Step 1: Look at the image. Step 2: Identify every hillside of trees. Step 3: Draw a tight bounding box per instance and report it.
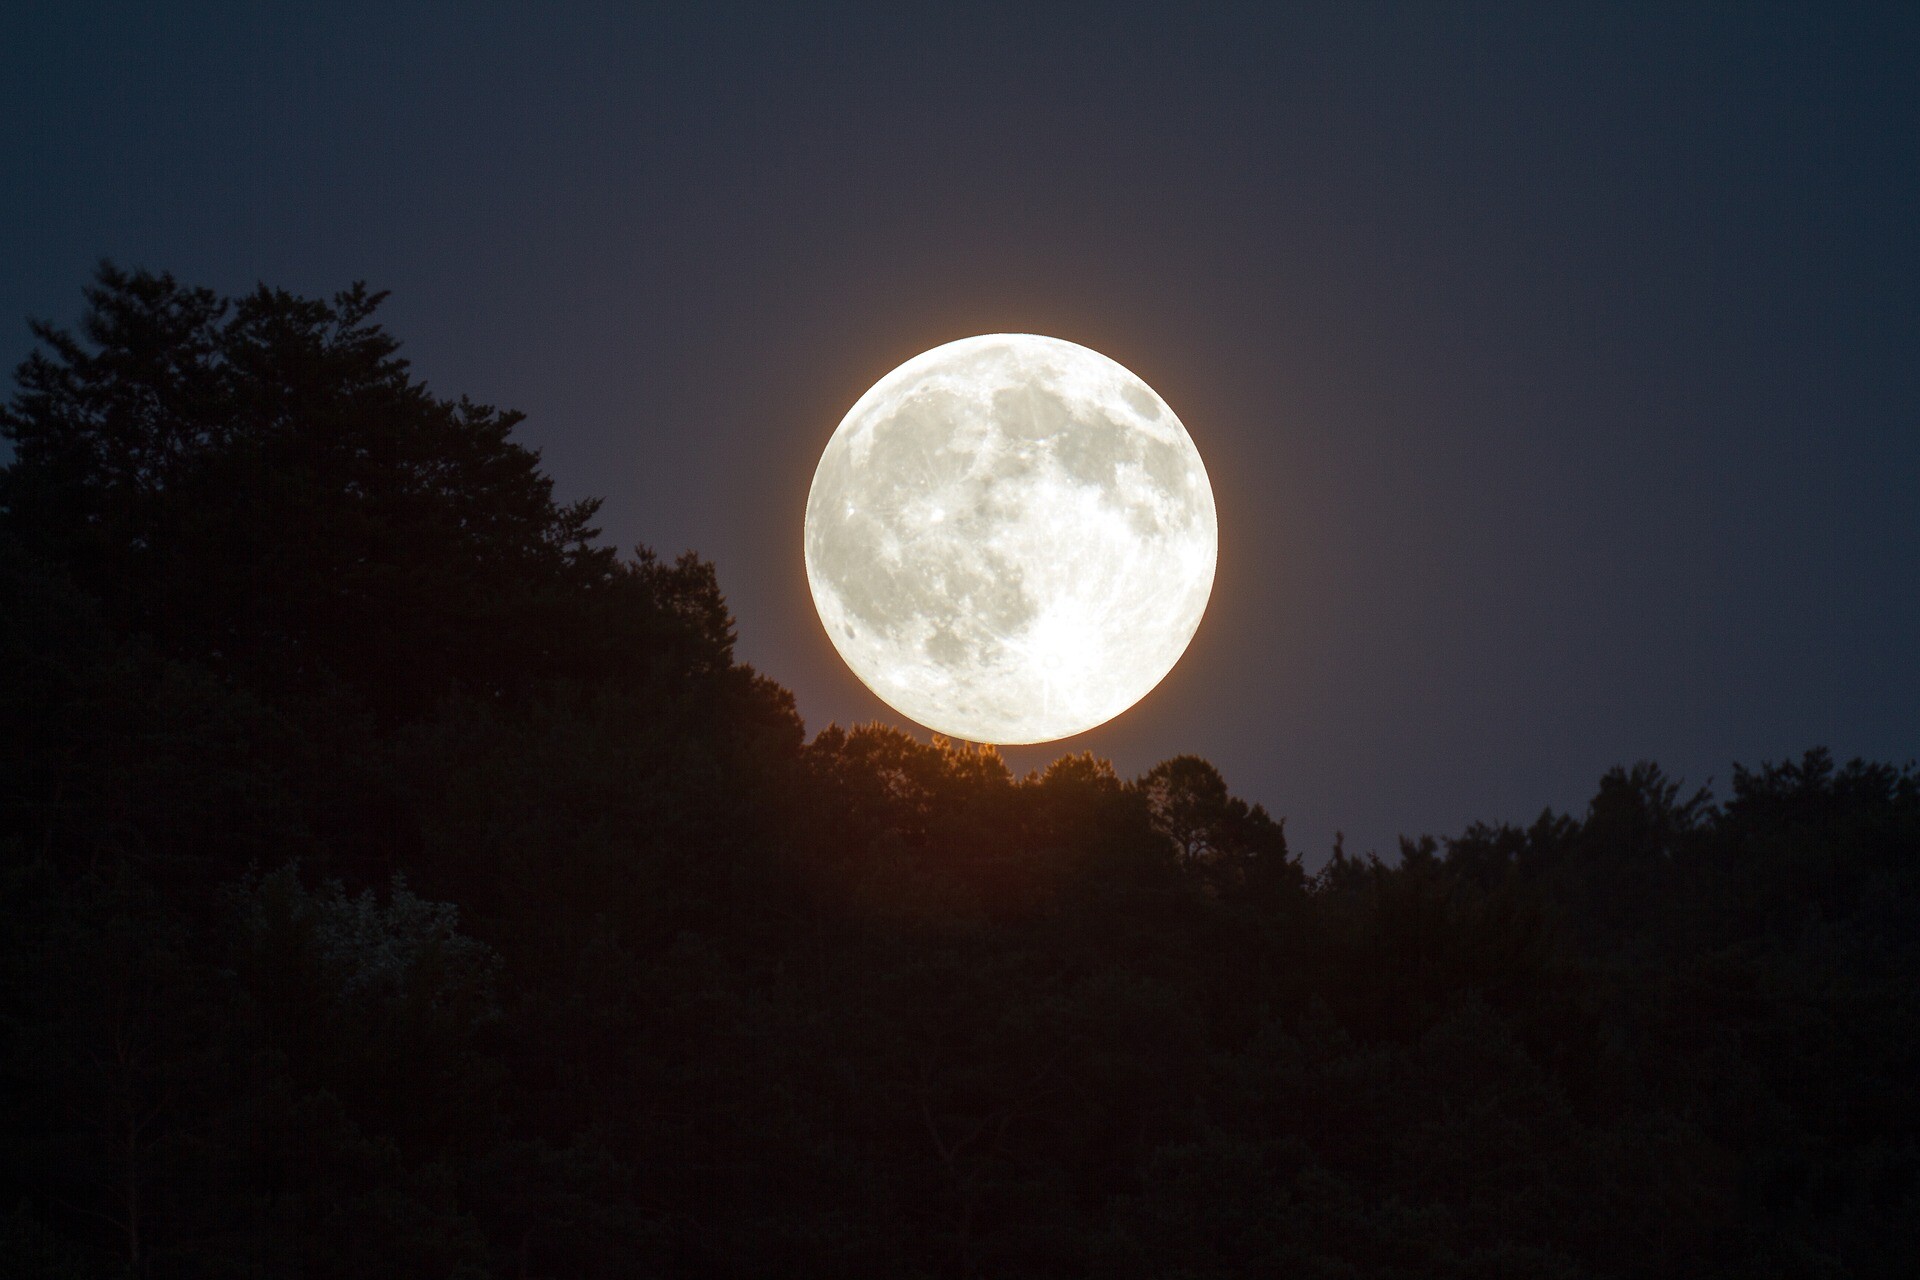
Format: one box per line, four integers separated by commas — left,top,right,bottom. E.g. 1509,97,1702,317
3,267,1915,1278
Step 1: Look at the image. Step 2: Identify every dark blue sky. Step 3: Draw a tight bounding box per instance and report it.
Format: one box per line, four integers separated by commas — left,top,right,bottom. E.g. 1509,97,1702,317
6,3,1917,862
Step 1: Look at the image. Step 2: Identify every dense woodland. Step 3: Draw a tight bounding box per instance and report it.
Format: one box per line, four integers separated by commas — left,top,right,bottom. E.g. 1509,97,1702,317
2,267,1915,1278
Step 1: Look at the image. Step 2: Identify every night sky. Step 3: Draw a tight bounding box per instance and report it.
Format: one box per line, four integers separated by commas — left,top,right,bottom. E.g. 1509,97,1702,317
6,4,1916,864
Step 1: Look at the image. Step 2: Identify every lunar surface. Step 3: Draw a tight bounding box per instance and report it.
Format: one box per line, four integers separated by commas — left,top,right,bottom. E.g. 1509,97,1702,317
804,334,1217,745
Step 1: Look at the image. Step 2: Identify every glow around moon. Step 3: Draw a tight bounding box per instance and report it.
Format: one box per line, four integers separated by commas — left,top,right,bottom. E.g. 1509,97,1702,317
804,334,1217,745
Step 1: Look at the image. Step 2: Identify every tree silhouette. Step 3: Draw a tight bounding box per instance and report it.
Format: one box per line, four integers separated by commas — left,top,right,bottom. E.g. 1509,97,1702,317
1138,754,1295,898
0,263,745,723
4,267,1917,1278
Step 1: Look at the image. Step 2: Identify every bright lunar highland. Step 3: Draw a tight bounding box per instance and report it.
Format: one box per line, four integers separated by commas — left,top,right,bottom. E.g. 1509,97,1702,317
804,334,1217,744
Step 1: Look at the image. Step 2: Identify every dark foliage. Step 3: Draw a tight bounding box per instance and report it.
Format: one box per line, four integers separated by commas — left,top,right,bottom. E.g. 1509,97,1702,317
3,267,1914,1277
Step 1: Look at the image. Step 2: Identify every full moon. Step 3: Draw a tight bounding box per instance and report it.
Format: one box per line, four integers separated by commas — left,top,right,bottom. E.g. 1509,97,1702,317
804,334,1217,745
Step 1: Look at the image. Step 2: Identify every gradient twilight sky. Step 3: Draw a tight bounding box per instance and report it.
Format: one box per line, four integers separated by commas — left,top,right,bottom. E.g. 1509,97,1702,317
6,4,1917,864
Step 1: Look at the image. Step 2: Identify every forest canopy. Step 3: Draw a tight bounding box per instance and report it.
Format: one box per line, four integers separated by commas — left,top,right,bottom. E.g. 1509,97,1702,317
3,266,1916,1278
